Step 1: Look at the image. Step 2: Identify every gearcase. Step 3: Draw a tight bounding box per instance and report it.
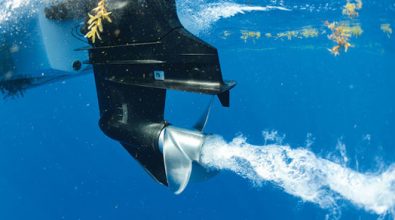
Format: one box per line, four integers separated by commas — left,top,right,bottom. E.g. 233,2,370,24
46,0,236,193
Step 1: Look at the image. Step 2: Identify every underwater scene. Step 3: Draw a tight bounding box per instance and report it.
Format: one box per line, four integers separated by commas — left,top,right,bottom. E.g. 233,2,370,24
1,0,395,219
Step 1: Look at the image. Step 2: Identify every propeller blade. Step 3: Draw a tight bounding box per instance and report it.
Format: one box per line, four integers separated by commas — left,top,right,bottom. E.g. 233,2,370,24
193,96,214,132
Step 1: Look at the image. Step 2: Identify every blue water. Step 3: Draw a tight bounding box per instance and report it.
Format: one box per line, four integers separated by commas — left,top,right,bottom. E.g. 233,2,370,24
1,0,395,219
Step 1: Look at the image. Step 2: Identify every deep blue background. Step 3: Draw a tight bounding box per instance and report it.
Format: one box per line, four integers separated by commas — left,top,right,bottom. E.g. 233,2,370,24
1,0,394,219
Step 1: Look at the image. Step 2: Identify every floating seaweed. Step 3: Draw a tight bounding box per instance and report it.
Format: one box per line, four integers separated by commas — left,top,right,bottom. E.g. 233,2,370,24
342,0,363,18
276,31,298,40
325,21,363,56
234,20,364,57
85,0,112,43
221,30,232,39
237,26,321,43
265,33,272,38
300,27,319,38
274,27,319,40
348,25,363,37
240,30,261,42
381,23,392,38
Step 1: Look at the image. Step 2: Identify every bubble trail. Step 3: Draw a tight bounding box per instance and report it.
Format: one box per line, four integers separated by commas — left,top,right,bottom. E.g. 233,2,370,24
177,1,290,34
0,0,35,24
200,135,395,218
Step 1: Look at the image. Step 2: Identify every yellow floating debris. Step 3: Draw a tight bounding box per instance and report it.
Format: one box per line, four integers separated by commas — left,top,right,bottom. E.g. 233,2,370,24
325,21,362,56
381,23,392,38
276,31,298,40
221,31,232,39
85,0,112,43
240,30,261,42
348,25,363,37
342,0,363,18
329,45,341,56
300,27,319,38
274,27,319,40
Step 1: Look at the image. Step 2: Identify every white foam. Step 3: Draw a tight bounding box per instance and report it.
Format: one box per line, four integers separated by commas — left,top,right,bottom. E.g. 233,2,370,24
0,0,32,23
3,0,28,9
1,0,289,32
177,1,290,34
201,135,395,218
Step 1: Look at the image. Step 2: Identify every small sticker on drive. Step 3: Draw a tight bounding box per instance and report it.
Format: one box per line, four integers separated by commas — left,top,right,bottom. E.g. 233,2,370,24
154,71,165,81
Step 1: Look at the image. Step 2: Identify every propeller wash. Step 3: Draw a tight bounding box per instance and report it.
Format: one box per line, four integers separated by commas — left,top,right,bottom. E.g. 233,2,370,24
200,135,395,219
